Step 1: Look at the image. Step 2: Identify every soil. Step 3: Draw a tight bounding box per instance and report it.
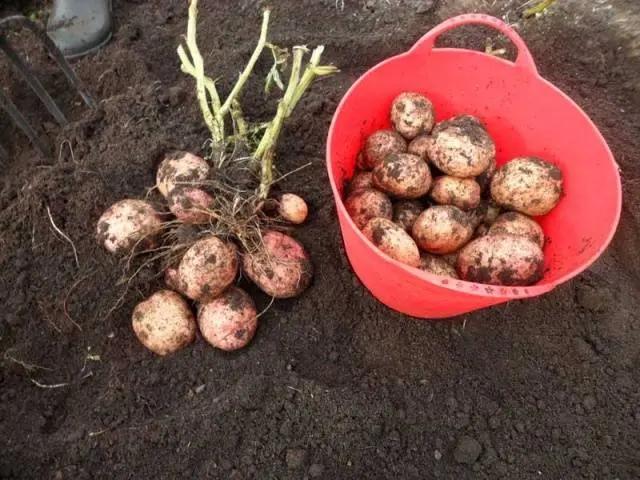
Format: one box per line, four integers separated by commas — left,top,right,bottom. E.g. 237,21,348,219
1,0,640,479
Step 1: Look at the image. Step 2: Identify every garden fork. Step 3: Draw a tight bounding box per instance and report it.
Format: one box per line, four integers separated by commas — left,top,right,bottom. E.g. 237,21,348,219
0,15,97,161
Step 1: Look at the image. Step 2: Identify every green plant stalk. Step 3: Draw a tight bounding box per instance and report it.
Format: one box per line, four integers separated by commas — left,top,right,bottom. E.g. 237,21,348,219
230,99,248,137
524,0,556,17
288,46,339,116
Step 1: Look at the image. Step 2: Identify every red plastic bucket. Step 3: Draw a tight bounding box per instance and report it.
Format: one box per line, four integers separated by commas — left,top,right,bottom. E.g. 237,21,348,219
326,14,622,319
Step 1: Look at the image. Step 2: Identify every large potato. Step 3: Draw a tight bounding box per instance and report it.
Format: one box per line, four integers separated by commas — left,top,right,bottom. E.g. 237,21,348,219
168,187,215,224
390,92,435,140
457,234,545,286
488,212,545,248
392,200,424,232
490,156,563,216
132,290,197,356
347,171,374,195
156,151,210,198
426,115,496,178
363,130,407,169
417,253,459,279
372,153,431,199
345,188,393,230
429,176,481,210
363,217,420,267
177,236,238,302
198,287,258,351
243,230,312,299
96,199,163,255
411,205,474,254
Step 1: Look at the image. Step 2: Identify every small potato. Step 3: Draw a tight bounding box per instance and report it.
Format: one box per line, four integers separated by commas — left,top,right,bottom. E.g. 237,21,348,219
168,187,215,224
278,193,308,225
198,287,258,351
417,253,459,279
426,115,496,178
411,205,473,254
363,130,407,169
132,290,197,356
490,156,563,216
177,236,238,302
488,212,545,248
457,234,545,286
348,171,374,195
408,134,431,162
345,188,393,230
390,92,436,140
96,199,163,255
476,155,497,192
363,217,420,267
156,151,210,198
243,230,312,299
430,176,481,210
372,153,431,199
393,200,423,232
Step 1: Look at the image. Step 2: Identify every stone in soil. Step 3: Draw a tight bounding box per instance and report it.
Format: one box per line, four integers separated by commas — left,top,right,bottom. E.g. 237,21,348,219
454,436,483,465
285,449,308,470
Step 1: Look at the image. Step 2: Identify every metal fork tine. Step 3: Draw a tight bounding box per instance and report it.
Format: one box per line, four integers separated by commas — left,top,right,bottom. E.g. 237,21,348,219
0,87,51,158
0,35,68,125
0,15,98,110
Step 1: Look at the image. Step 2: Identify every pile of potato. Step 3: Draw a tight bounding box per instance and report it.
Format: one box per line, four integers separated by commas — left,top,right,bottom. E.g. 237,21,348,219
345,92,563,287
96,152,312,356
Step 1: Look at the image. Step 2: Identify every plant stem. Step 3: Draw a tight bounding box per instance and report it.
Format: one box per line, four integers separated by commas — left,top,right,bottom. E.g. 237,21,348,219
288,46,338,115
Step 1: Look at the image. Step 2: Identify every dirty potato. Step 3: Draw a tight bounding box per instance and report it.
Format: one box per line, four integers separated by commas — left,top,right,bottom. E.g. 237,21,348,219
96,199,163,255
156,151,210,198
408,134,431,162
390,92,436,140
372,153,431,199
278,193,308,225
168,186,215,224
363,217,420,267
417,253,459,279
429,176,481,210
392,200,424,232
363,130,407,169
490,156,563,216
347,171,374,195
426,115,496,178
345,188,393,230
457,234,545,286
488,212,545,248
411,205,474,254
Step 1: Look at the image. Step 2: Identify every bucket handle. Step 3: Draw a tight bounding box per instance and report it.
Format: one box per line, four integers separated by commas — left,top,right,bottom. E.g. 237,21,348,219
410,13,539,75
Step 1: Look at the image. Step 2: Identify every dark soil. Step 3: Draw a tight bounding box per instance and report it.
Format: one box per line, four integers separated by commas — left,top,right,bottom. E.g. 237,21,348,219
1,0,640,479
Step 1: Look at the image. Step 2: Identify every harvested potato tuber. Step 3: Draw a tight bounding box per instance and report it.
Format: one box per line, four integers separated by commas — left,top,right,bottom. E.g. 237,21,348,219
156,151,210,198
393,200,424,232
426,115,496,178
411,205,474,254
490,156,563,216
198,286,258,351
243,230,313,299
347,171,374,195
345,188,393,230
488,212,545,248
457,234,544,286
363,130,407,169
168,186,215,224
96,199,163,255
278,193,308,225
363,217,420,267
390,92,435,140
417,253,459,279
372,153,431,199
408,134,431,162
429,176,481,210
177,236,238,302
132,290,197,356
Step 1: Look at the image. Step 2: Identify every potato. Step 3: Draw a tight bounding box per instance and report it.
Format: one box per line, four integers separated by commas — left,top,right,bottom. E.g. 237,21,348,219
243,230,313,299
156,151,210,198
345,188,393,230
363,217,420,267
347,171,374,195
168,187,215,224
278,193,308,225
393,200,423,232
417,253,459,279
426,115,496,178
429,176,481,210
363,130,407,169
96,199,163,255
490,156,563,216
457,234,545,286
408,134,431,162
488,212,545,248
198,287,258,351
390,92,436,139
372,153,431,199
476,155,497,192
411,205,474,254
132,290,197,356
177,236,238,302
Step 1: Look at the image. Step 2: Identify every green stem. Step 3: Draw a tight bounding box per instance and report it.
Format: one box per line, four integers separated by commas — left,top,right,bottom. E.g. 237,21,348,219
288,46,338,115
